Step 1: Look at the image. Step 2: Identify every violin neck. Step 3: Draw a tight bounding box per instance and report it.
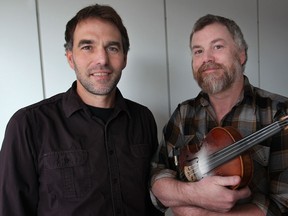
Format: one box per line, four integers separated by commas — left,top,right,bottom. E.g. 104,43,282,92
207,116,288,173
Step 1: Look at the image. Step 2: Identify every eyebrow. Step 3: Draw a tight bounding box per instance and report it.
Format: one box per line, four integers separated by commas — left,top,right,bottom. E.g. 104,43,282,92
77,39,93,48
106,41,122,48
191,38,226,50
77,40,122,48
211,38,226,45
191,44,201,50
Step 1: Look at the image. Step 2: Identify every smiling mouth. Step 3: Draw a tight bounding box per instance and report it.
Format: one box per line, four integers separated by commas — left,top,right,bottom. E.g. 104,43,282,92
203,68,218,73
199,62,222,73
91,72,110,76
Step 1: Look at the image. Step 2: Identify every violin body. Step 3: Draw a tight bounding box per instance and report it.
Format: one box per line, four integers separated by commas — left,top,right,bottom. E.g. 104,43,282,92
178,126,253,189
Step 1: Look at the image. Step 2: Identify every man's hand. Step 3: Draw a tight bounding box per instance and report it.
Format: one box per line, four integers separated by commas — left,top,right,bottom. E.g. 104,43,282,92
187,175,251,212
152,175,251,212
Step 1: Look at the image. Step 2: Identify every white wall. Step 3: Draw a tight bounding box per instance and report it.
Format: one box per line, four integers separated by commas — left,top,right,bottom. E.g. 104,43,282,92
1,0,288,215
3,0,288,144
0,0,43,144
259,1,288,96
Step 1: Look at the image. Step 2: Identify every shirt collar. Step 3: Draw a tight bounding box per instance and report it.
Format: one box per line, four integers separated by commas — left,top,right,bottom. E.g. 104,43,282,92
62,81,131,118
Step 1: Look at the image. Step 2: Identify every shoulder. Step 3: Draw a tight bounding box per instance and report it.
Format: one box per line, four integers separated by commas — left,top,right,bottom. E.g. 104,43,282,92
253,86,288,102
253,86,288,110
123,99,158,129
172,95,202,118
10,93,65,123
115,88,154,118
124,98,154,115
252,87,288,119
2,93,66,146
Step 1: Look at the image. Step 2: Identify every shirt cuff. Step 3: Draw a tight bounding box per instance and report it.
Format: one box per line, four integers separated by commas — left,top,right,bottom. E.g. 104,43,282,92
150,169,177,212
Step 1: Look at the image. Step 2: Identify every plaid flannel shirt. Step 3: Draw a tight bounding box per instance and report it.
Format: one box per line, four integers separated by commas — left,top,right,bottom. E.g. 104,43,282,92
151,76,288,215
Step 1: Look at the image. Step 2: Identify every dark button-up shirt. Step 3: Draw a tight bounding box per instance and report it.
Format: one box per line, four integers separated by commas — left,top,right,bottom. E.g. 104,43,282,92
0,82,163,216
151,76,288,215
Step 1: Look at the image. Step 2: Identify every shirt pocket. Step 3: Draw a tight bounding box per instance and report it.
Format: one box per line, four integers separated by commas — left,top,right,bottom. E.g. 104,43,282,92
130,144,152,158
43,150,91,199
129,144,152,180
251,145,270,166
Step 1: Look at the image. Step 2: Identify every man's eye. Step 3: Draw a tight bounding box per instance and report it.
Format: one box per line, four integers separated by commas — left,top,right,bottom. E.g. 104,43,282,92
107,46,119,53
214,45,224,50
193,49,203,55
81,46,92,50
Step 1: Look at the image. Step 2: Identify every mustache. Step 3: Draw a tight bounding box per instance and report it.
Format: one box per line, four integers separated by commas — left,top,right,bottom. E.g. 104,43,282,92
88,65,111,73
198,61,223,73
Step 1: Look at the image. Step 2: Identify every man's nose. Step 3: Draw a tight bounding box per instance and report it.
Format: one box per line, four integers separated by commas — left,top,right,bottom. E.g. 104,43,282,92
202,49,215,63
94,48,109,65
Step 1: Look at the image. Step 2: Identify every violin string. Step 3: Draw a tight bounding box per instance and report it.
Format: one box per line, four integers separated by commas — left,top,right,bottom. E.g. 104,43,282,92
212,122,278,156
213,118,288,162
180,119,288,180
206,122,280,171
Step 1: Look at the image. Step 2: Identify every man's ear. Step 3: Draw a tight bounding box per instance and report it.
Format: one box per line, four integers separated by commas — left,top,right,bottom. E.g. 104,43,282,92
66,50,74,69
240,49,247,65
122,54,127,70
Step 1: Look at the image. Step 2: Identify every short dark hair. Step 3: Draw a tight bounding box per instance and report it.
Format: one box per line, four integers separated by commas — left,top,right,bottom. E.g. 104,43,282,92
190,14,248,66
64,4,130,55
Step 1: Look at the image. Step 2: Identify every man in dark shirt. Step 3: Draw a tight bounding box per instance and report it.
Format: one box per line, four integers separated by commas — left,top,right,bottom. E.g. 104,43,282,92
0,4,163,216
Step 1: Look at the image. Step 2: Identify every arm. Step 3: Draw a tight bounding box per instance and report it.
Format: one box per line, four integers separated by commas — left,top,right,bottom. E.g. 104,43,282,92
171,203,265,216
150,104,277,215
0,113,39,216
150,107,251,213
151,175,253,213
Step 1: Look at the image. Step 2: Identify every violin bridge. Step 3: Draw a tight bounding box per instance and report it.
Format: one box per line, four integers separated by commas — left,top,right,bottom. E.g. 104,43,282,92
184,165,198,182
182,156,208,182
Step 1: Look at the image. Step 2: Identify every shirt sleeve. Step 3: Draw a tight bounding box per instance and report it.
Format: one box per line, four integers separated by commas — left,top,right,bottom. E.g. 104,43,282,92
266,126,288,214
150,140,177,212
150,104,191,183
150,107,182,211
0,111,39,216
150,101,288,215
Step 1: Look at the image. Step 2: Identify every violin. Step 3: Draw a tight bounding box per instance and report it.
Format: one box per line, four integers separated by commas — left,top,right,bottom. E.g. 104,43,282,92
178,116,288,189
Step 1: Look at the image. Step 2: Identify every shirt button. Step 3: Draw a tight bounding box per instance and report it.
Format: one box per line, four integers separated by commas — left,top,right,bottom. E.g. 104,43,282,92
116,208,121,214
113,178,118,184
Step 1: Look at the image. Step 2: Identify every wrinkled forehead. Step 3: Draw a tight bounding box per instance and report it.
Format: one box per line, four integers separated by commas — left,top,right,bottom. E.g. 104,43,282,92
191,23,234,47
74,18,122,41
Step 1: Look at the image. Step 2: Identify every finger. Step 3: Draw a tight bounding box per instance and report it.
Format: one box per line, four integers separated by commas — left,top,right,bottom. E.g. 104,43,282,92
236,186,251,198
213,175,241,187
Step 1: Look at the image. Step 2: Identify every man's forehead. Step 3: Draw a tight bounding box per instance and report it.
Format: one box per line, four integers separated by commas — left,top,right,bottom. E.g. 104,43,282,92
191,23,233,45
73,18,122,41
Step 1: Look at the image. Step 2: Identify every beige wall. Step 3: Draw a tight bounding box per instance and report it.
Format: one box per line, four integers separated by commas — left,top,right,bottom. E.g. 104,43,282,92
1,0,287,153
1,1,288,215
